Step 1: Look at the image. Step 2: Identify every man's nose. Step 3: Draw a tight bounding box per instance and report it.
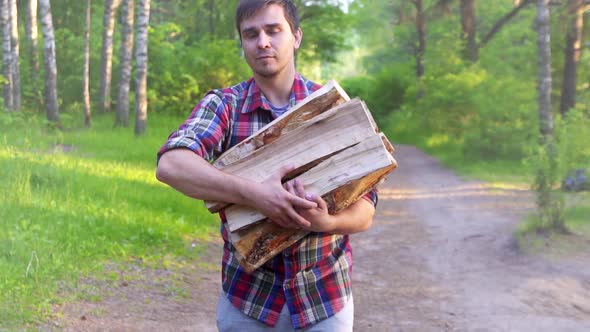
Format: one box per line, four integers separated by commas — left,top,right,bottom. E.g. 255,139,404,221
257,32,271,48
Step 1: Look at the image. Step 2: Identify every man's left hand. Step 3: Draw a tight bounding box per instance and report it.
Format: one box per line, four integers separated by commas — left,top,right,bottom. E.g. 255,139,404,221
284,179,335,233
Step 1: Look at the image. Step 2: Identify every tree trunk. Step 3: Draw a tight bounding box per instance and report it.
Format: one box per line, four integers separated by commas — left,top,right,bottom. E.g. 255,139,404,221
460,0,478,62
9,0,20,111
536,0,552,140
26,0,39,103
208,0,215,37
413,0,426,78
559,0,583,115
39,0,59,122
1,0,13,111
116,0,134,127
134,0,150,135
83,0,91,127
99,0,121,113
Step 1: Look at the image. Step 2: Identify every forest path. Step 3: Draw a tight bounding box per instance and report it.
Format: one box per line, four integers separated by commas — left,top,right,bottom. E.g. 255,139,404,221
47,145,590,331
354,145,590,331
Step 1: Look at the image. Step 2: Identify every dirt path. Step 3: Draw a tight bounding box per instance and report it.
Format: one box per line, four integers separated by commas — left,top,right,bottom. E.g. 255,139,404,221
48,145,590,331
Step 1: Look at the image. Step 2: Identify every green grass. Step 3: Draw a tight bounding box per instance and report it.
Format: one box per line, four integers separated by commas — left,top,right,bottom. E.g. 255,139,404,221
0,112,218,328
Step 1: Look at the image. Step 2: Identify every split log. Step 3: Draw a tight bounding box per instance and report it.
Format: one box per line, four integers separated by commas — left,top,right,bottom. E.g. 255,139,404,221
229,133,397,272
225,133,397,232
205,80,351,213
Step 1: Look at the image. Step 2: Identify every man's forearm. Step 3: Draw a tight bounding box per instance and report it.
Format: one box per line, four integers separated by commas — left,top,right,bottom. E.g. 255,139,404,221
156,148,318,228
156,148,256,206
328,198,375,235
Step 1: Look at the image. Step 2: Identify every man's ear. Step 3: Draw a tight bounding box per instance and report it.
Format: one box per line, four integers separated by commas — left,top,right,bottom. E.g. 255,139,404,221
293,27,302,50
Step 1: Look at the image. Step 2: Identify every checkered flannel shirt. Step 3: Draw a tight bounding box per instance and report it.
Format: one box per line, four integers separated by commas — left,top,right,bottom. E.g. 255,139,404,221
157,74,378,329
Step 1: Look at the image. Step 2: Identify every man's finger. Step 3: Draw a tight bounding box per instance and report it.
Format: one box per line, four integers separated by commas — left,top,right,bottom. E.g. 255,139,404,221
285,181,297,196
289,194,317,209
307,193,327,211
294,179,306,198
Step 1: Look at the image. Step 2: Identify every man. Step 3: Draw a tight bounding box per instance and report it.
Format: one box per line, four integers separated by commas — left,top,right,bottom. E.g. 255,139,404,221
156,1,377,330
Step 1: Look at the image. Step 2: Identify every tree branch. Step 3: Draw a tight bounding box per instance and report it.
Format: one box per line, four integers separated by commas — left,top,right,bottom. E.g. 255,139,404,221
479,0,534,49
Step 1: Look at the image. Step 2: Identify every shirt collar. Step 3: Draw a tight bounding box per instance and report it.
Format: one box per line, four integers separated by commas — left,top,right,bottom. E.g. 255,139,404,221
241,73,307,114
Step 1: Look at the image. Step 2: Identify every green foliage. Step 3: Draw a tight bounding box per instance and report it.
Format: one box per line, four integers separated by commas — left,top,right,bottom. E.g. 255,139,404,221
555,108,590,172
148,23,250,115
462,76,537,161
0,113,218,327
298,4,351,64
341,63,413,121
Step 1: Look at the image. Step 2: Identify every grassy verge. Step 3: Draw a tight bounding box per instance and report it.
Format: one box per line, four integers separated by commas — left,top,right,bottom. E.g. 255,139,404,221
0,112,218,328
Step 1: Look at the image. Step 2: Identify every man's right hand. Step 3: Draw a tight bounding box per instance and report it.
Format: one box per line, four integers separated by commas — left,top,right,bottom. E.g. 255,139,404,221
250,165,317,229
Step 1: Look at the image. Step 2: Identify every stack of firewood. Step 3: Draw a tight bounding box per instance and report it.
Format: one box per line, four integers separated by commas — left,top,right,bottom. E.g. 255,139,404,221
204,80,397,272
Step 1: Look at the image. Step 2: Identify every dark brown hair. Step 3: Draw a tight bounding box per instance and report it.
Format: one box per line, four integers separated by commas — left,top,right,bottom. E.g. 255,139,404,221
235,0,300,38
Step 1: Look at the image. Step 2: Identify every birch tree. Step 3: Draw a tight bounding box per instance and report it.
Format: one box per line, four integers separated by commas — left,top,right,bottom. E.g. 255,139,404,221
83,0,91,127
39,0,59,122
99,0,121,113
135,0,150,135
537,0,553,139
1,0,13,111
9,0,20,111
116,0,134,127
26,0,40,103
534,0,566,232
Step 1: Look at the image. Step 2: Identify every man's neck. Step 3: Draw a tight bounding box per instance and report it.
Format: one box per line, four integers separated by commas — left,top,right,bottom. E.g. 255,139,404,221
253,67,296,107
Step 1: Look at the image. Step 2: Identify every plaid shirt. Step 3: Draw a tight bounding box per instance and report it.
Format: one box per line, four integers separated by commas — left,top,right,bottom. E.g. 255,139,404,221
158,74,377,329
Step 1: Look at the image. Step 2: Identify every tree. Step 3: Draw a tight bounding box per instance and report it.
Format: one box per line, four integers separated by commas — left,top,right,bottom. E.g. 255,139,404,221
25,0,40,105
537,0,553,140
534,0,566,232
135,0,150,135
9,0,20,111
411,0,426,78
1,0,13,111
39,0,59,122
116,0,134,127
460,0,478,62
559,0,585,115
83,0,91,127
99,0,121,113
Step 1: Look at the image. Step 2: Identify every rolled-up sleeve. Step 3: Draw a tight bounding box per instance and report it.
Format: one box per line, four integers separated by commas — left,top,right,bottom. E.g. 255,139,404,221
157,92,230,163
362,188,378,208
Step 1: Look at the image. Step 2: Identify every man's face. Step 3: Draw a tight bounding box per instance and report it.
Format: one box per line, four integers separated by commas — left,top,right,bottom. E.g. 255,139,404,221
239,4,302,78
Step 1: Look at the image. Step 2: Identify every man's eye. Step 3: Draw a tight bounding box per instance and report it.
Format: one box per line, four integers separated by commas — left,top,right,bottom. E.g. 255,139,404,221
244,32,258,39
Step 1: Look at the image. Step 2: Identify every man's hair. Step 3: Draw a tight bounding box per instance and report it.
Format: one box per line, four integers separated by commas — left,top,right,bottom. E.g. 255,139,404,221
235,0,300,38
